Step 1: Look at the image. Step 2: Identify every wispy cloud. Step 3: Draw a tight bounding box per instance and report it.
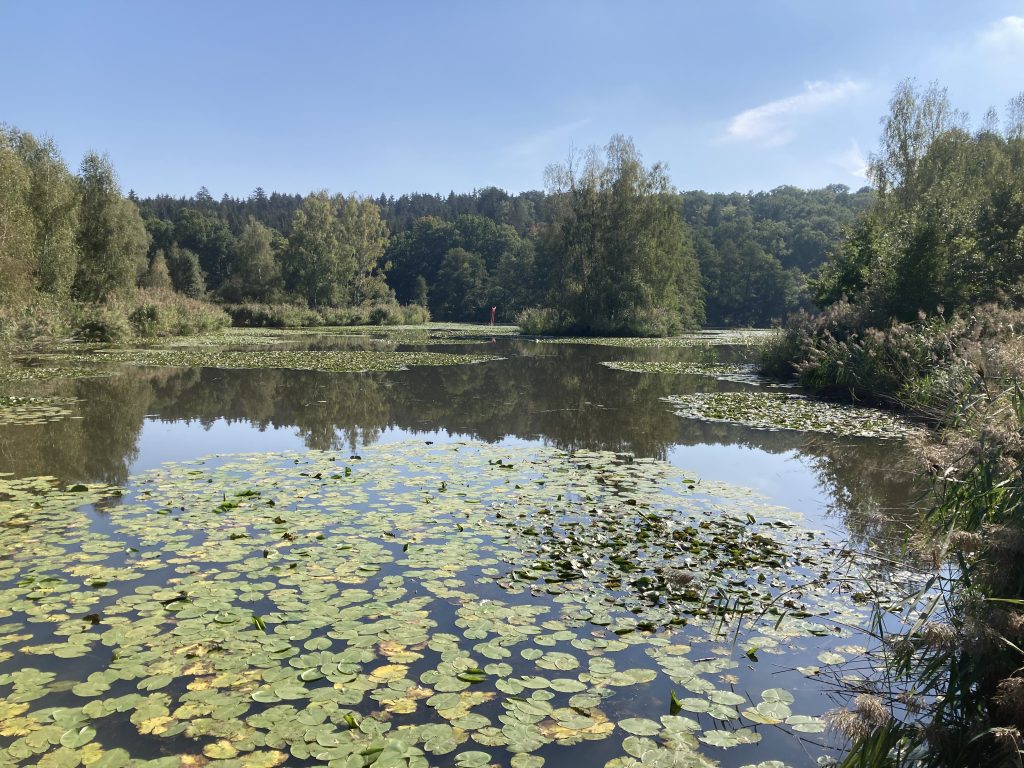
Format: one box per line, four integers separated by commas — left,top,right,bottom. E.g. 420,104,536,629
832,139,870,182
979,15,1024,49
724,79,865,146
508,118,591,158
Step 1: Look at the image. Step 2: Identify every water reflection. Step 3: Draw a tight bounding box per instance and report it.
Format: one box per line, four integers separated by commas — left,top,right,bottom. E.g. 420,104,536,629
0,338,920,538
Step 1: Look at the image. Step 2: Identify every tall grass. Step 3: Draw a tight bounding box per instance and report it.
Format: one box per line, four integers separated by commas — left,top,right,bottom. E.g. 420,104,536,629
789,312,1024,765
1,289,232,346
224,301,430,328
761,303,1023,423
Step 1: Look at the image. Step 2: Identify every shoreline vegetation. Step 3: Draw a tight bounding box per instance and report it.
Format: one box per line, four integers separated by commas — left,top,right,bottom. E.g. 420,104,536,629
3,121,875,350
760,82,1024,765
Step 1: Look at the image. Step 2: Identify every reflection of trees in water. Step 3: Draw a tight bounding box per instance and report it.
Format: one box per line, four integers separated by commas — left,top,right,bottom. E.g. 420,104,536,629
805,435,927,553
0,370,171,484
0,338,921,534
150,368,392,452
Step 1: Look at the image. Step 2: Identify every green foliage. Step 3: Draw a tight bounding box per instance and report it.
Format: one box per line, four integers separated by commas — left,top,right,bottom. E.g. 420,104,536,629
125,289,231,338
73,153,149,302
69,291,230,342
814,80,1024,322
536,135,703,336
386,213,536,321
224,300,429,328
283,192,392,309
4,128,80,297
338,194,391,306
139,250,173,291
515,306,562,335
218,217,283,302
0,135,37,304
165,244,206,298
172,206,236,289
436,247,488,320
683,184,871,326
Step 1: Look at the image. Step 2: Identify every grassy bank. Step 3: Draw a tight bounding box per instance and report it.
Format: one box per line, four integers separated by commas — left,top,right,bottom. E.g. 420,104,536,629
0,295,432,350
224,300,429,329
763,305,1024,765
0,289,231,347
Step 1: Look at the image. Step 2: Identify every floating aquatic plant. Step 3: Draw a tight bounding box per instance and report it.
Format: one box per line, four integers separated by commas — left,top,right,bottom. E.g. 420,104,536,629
664,392,924,439
82,348,502,373
538,330,776,348
0,395,78,426
0,441,865,766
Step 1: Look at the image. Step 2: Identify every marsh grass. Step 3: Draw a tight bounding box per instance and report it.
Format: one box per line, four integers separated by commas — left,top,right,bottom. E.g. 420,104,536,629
821,329,1024,766
224,301,430,328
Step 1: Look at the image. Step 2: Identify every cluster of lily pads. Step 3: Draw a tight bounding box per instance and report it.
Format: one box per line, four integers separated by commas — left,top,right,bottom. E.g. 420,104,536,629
537,331,775,349
146,325,512,349
600,362,750,377
0,440,875,767
0,395,78,426
663,392,924,440
77,349,502,374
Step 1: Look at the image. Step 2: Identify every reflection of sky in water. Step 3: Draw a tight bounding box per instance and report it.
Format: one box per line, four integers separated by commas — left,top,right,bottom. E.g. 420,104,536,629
667,444,836,531
133,420,841,534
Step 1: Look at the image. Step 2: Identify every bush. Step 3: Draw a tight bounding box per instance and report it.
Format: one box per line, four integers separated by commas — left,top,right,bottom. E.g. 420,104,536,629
223,303,320,328
0,297,70,347
126,290,231,338
400,303,430,325
71,302,134,343
516,307,565,335
224,301,430,328
762,301,1024,422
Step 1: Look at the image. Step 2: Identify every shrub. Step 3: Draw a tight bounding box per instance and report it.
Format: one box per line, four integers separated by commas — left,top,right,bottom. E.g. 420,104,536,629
516,307,565,335
760,302,1024,421
0,297,70,347
223,303,319,328
400,303,430,325
224,301,430,328
127,290,231,338
71,302,134,343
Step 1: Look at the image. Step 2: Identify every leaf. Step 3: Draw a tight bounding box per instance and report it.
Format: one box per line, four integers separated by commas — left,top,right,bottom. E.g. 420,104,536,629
59,726,96,748
618,718,661,736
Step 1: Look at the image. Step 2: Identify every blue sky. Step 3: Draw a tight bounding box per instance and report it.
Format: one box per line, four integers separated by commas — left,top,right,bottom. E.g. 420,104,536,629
2,1,1022,198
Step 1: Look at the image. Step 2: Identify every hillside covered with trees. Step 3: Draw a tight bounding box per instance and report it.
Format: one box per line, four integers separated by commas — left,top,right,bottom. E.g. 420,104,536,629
3,123,872,343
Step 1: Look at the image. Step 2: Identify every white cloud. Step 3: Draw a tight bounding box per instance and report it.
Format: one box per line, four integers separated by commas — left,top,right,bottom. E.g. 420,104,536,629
724,79,865,146
508,118,591,159
832,139,870,182
980,15,1024,49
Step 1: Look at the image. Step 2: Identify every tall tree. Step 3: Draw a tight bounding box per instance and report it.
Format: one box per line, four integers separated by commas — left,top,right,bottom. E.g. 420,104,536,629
0,138,36,305
3,128,80,297
140,250,173,291
74,152,149,302
337,196,390,305
284,191,350,308
540,135,703,335
221,217,282,302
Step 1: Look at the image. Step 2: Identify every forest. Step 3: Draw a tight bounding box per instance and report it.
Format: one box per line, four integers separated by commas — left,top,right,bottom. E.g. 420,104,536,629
1,124,871,342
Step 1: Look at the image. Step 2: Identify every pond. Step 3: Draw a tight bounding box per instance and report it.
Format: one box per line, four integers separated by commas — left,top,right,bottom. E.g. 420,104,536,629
0,327,923,768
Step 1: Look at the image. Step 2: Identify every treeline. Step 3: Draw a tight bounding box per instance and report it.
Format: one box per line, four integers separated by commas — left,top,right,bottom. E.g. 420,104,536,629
0,125,230,342
135,161,869,330
3,121,872,342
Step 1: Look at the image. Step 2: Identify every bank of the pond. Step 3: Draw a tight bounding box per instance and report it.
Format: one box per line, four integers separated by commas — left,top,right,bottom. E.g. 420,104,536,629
762,305,1024,766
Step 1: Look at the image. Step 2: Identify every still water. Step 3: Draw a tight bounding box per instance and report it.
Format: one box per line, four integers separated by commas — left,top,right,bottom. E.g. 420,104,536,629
0,332,921,768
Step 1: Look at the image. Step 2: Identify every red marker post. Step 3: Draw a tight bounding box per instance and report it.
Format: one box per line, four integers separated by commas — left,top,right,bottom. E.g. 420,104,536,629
490,306,496,326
